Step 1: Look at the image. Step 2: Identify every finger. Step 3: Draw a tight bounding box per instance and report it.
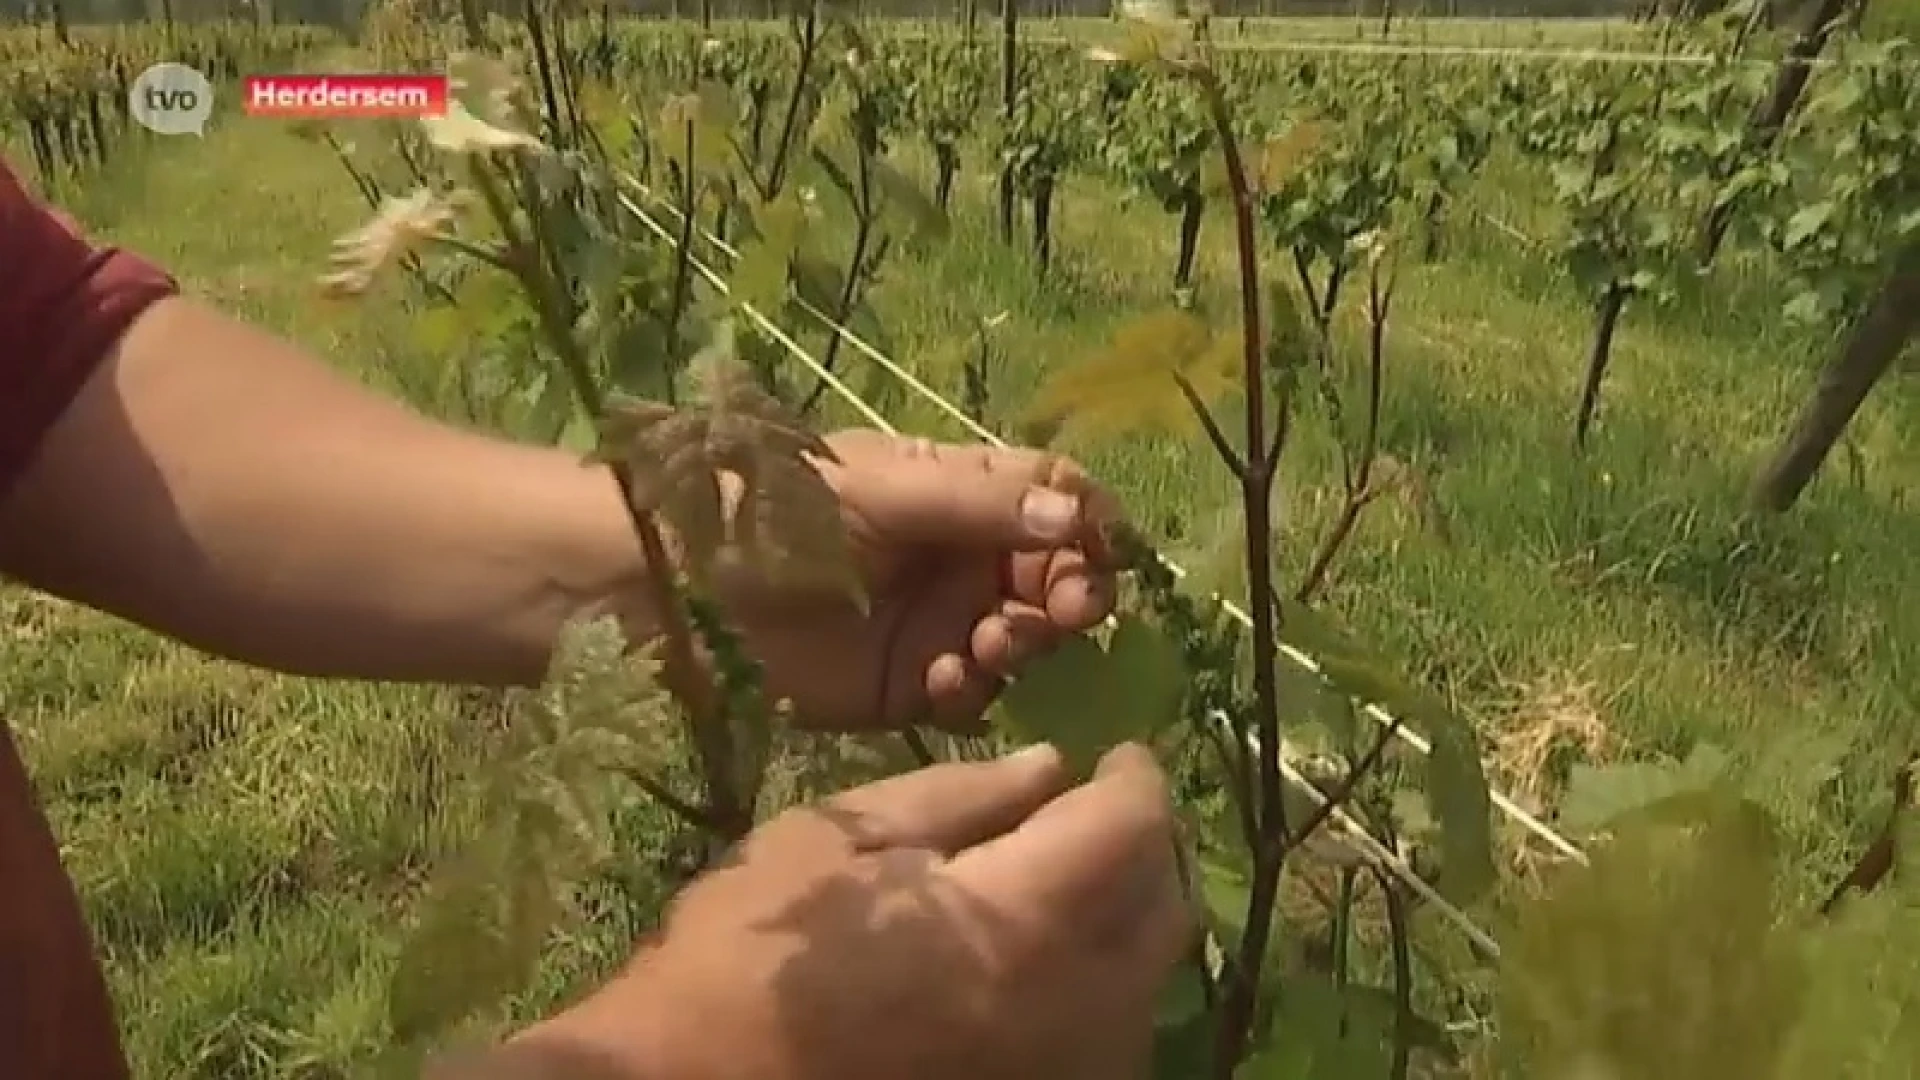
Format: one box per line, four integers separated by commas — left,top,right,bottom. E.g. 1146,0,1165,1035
925,651,1002,734
813,743,1071,855
949,744,1188,961
873,567,999,727
1044,562,1118,633
970,601,1054,678
1007,550,1118,633
1091,747,1195,974
849,441,1124,554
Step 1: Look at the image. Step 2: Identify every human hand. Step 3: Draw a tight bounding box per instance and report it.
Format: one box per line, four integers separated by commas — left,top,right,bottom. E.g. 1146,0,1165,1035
501,742,1192,1080
725,430,1125,733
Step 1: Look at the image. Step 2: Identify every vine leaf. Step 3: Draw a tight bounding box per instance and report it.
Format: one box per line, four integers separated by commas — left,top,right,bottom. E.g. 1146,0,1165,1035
1427,712,1496,907
1257,120,1326,196
792,252,850,318
1496,792,1803,1079
1558,743,1730,835
1782,854,1920,1076
1170,501,1248,601
1272,653,1358,761
729,193,809,315
998,614,1185,775
1272,595,1494,902
1272,591,1378,672
577,82,636,159
319,189,471,298
407,269,529,386
1023,308,1239,446
597,334,863,608
422,98,545,155
387,817,558,1047
1243,971,1451,1078
872,155,950,241
806,87,858,158
424,52,543,155
516,616,674,768
1263,278,1318,379
1194,849,1254,945
1155,961,1209,1028
1150,871,1217,1078
1150,1000,1216,1080
658,81,740,182
387,617,674,1050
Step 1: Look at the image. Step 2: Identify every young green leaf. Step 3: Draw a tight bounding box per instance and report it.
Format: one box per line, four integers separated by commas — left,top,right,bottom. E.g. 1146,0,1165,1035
1193,849,1252,944
1427,713,1496,907
599,397,725,564
871,156,950,241
422,98,546,155
386,816,557,1046
1263,278,1317,379
1155,960,1209,1028
319,189,470,298
1497,792,1802,1079
1257,120,1326,196
1023,308,1240,446
1781,883,1920,1078
1241,971,1399,1079
424,52,543,156
1557,743,1730,835
658,84,739,183
598,340,862,606
998,614,1185,775
1272,650,1357,760
728,194,808,314
1150,971,1217,1080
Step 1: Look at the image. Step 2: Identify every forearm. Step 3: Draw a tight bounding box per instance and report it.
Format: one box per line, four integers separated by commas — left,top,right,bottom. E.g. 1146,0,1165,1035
0,295,653,687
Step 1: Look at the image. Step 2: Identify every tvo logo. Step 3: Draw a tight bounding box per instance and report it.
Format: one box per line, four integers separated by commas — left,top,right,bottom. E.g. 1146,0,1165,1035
130,63,214,137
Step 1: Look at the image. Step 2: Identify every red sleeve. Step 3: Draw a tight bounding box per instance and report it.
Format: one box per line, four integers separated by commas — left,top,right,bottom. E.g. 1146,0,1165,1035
0,158,178,498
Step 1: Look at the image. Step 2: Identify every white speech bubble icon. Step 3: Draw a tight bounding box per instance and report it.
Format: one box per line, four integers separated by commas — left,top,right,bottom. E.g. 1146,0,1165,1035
130,63,214,137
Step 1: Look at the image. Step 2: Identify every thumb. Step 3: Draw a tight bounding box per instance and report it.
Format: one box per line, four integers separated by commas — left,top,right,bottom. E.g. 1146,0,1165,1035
846,440,1107,552
949,743,1189,965
811,742,1071,855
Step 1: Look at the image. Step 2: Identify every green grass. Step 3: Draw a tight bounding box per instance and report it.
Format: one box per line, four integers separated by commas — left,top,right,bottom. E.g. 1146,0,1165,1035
8,29,1920,1075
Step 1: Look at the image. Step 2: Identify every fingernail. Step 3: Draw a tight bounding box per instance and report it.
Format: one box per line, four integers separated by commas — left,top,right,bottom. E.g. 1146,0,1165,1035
1019,488,1079,541
1006,742,1060,768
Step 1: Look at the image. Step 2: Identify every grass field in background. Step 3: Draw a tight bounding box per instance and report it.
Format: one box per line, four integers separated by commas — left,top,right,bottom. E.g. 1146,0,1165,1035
5,18,1919,1076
